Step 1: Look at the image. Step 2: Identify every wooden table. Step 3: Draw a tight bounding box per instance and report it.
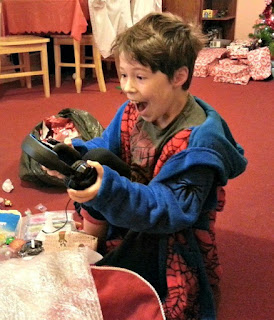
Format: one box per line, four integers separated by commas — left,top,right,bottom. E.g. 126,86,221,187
2,0,90,92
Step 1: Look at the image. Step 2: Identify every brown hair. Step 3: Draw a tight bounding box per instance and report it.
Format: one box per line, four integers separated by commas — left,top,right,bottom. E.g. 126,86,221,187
112,12,206,90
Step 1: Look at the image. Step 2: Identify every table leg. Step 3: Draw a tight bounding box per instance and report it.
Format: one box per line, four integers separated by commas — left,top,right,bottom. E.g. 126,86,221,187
22,53,31,89
41,44,50,98
73,39,82,93
53,39,61,88
17,54,26,87
80,45,85,79
92,44,106,93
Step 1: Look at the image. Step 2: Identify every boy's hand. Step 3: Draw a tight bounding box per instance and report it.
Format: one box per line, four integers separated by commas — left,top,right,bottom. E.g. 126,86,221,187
41,166,65,180
63,137,73,147
67,160,104,203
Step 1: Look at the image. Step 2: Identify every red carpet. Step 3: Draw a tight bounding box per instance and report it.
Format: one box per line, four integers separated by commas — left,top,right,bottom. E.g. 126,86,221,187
1,73,273,319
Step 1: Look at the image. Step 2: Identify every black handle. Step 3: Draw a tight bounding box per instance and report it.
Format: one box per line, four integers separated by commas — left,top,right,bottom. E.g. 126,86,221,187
65,160,98,190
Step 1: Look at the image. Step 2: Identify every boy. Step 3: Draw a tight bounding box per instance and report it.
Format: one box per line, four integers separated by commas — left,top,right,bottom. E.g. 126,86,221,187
57,12,247,319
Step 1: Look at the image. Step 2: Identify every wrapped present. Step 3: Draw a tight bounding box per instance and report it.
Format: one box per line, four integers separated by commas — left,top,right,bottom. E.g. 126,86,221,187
210,58,241,77
193,64,209,78
194,48,228,77
238,58,249,65
227,46,249,59
214,64,251,85
247,47,272,80
218,58,240,68
208,60,219,76
229,39,253,48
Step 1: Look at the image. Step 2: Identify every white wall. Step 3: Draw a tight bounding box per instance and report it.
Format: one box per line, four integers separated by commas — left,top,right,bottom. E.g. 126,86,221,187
235,0,266,40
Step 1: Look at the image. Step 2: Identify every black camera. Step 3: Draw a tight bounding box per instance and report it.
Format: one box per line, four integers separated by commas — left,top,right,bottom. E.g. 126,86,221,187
21,134,97,190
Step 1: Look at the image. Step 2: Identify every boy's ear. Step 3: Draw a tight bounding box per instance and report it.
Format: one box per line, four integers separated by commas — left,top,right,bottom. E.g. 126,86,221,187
172,67,189,87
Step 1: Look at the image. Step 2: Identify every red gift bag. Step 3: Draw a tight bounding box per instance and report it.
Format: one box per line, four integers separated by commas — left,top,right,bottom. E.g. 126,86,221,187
91,266,166,320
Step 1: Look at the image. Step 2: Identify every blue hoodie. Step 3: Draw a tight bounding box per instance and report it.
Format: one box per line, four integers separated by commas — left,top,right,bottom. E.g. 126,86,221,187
72,97,246,230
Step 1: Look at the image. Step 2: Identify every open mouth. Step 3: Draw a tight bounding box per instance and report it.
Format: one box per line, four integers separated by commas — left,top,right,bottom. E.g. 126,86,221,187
132,101,147,113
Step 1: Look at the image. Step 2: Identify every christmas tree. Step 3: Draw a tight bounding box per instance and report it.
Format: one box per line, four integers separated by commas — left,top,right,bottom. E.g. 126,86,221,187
249,0,274,56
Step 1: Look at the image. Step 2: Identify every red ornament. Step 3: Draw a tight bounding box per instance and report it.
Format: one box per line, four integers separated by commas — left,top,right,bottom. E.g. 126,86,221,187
266,15,274,29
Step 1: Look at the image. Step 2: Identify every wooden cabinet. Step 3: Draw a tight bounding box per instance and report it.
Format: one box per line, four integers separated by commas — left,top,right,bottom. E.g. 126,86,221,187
162,1,202,25
162,0,237,41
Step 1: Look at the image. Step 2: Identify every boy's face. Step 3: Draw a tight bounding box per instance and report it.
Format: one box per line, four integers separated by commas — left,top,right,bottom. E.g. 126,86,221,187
119,52,186,129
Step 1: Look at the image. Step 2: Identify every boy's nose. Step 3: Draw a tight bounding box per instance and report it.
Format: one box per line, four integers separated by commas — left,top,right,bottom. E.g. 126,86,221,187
122,78,137,93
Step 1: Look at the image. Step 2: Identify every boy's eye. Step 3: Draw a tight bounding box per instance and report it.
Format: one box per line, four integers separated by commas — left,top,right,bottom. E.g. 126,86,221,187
120,74,127,78
137,76,145,80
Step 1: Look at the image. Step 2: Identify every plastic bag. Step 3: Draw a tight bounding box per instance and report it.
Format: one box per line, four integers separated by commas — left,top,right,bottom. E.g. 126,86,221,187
19,108,104,187
0,250,104,320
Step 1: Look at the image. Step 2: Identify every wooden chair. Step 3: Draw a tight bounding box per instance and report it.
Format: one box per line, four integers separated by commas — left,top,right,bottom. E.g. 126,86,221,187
52,34,106,93
0,0,50,97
